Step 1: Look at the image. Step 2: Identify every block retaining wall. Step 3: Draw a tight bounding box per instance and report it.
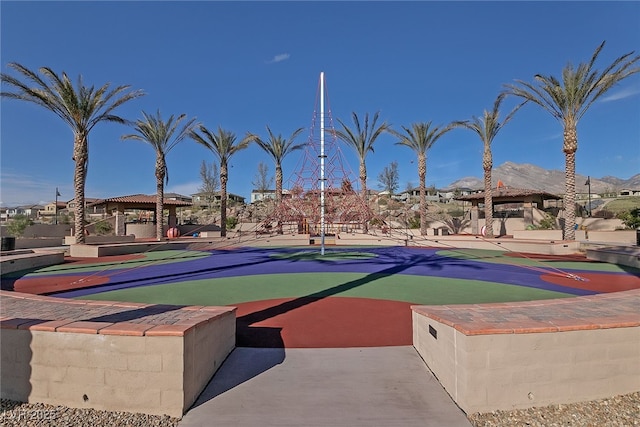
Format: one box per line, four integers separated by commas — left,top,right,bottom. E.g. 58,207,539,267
0,291,236,418
412,289,640,415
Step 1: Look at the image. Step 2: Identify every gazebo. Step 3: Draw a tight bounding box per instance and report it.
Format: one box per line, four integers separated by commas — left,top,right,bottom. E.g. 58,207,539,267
90,194,192,236
455,185,563,235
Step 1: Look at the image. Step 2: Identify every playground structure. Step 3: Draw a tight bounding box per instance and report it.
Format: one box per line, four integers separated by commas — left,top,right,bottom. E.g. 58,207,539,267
257,73,375,241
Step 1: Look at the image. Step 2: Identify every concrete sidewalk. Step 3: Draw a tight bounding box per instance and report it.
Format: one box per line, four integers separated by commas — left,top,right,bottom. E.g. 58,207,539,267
179,346,471,427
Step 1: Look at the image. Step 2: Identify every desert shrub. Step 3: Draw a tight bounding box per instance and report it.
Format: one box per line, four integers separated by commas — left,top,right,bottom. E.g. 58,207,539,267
617,208,640,229
94,221,113,235
369,217,386,228
406,214,421,229
535,213,556,230
442,216,469,234
226,216,238,229
6,214,32,237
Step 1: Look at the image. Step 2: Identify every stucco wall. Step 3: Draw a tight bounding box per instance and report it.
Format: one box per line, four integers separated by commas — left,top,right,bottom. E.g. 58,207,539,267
1,303,236,418
413,315,639,414
412,292,640,415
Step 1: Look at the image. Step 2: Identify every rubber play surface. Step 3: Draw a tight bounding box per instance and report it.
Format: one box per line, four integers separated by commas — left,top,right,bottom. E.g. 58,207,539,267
4,246,639,348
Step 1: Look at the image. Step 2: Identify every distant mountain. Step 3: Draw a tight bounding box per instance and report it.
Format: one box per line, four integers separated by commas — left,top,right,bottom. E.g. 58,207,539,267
445,162,639,194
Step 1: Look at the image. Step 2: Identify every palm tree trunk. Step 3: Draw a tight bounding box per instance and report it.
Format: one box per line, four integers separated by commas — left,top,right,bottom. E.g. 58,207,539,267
483,169,494,238
155,158,165,241
418,153,427,235
275,164,283,234
220,163,228,237
275,165,283,204
156,180,164,241
562,126,578,240
564,150,577,241
483,146,494,238
73,132,88,244
359,161,368,233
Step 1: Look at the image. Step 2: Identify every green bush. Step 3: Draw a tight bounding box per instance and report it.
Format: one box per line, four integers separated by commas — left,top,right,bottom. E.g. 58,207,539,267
94,221,113,235
617,208,640,229
536,213,556,230
406,214,421,229
226,216,238,229
6,214,32,237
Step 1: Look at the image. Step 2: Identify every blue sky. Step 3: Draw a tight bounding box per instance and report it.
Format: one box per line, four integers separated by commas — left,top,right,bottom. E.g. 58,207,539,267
1,1,639,207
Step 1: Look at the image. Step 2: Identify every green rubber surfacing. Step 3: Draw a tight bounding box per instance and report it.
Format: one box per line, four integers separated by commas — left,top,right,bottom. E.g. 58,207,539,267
78,272,573,306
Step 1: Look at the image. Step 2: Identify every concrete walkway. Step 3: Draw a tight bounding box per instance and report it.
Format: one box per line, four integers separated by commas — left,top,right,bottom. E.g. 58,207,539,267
179,346,471,427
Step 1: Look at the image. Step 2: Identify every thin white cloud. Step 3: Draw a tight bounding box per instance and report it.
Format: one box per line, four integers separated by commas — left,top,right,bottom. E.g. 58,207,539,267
266,53,290,64
0,172,67,206
599,87,640,102
541,132,563,141
433,160,463,169
166,181,201,197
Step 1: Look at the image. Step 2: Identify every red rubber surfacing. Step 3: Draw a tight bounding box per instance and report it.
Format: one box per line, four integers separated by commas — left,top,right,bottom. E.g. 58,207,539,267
541,272,640,293
64,254,146,264
13,275,110,294
234,297,413,348
11,254,145,294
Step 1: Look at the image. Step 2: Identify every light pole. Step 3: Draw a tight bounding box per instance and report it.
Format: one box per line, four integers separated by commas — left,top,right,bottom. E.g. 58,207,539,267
585,177,591,217
55,188,61,224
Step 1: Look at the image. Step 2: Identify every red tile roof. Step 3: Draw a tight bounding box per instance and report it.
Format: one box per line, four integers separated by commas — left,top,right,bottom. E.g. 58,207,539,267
91,194,192,206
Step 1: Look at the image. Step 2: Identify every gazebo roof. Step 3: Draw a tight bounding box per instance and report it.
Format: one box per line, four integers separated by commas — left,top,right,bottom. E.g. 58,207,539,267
89,194,192,210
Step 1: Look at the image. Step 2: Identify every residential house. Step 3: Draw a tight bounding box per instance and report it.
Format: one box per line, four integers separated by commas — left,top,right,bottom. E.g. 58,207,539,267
41,201,68,219
66,198,104,214
251,189,298,203
191,191,245,207
251,189,276,203
164,193,193,203
619,188,640,197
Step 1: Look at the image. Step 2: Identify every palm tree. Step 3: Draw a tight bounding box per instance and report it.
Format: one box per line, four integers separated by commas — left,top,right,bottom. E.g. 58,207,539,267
247,126,305,204
0,63,143,243
335,111,390,233
190,125,251,237
122,110,196,240
504,41,639,240
390,122,454,235
453,94,525,237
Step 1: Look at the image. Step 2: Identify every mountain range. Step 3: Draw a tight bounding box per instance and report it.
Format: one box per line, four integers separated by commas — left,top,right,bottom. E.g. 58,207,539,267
445,162,640,194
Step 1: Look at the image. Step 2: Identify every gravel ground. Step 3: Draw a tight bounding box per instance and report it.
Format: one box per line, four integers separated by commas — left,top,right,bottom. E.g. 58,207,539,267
0,399,179,427
469,392,640,427
2,392,639,426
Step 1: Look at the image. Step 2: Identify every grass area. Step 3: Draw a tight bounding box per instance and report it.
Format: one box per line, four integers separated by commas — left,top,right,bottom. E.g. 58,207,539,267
23,250,211,276
76,272,573,306
602,197,640,214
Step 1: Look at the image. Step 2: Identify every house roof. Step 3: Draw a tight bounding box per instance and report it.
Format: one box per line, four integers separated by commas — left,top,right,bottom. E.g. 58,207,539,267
164,192,192,200
455,186,562,202
90,194,192,207
191,191,245,199
66,198,101,204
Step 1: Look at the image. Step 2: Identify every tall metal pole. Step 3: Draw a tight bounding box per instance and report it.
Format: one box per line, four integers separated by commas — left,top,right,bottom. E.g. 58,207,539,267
55,187,59,225
320,72,326,255
586,176,591,217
